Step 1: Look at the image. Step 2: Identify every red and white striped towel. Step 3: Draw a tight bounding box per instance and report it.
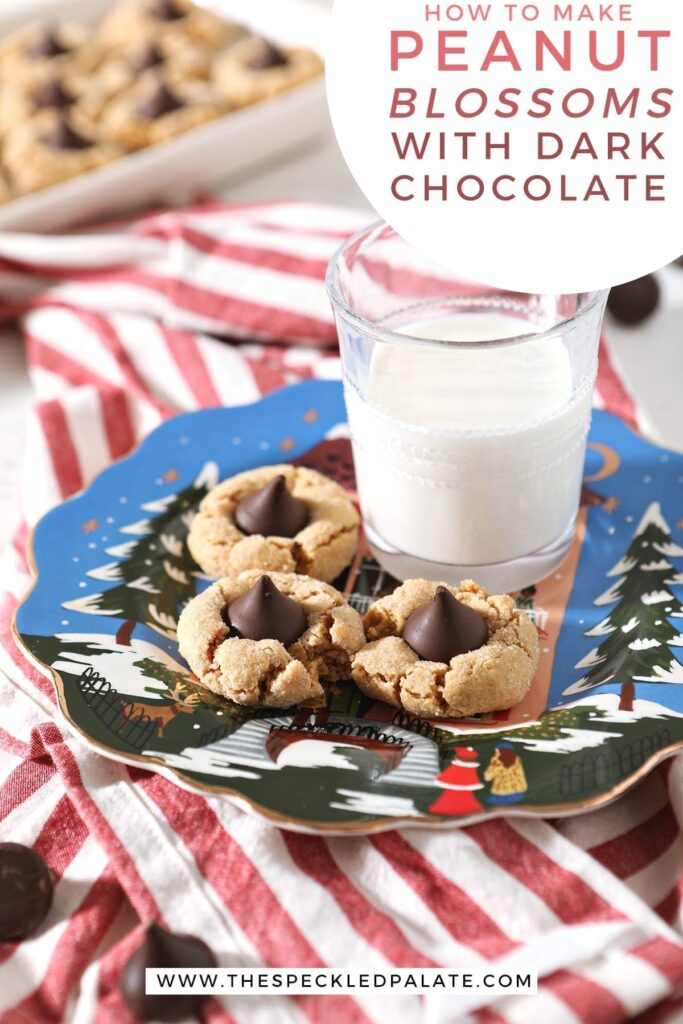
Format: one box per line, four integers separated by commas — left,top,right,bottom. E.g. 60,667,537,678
1,200,682,1024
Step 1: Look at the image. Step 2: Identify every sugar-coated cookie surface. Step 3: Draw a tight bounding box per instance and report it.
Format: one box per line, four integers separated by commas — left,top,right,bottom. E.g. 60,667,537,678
214,37,323,109
178,571,365,708
188,464,359,584
100,75,225,150
352,579,539,719
3,110,121,194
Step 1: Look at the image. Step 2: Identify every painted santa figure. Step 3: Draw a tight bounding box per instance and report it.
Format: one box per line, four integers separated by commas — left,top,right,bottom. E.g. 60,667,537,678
428,746,484,816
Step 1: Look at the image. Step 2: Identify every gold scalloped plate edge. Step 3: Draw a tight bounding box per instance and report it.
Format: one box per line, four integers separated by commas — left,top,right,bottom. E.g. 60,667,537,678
11,387,683,834
12,611,683,836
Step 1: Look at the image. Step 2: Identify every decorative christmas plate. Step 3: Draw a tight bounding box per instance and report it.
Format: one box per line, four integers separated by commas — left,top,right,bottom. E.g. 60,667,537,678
14,381,683,834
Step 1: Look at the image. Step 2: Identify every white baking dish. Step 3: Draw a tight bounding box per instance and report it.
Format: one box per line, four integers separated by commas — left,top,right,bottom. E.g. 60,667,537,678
0,0,329,231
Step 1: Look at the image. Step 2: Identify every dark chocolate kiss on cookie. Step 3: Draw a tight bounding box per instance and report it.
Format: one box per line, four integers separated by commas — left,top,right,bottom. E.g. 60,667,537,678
151,0,186,21
0,842,53,941
119,922,216,1022
28,30,70,59
403,586,488,663
234,474,309,537
136,82,184,119
247,39,289,70
130,42,165,74
43,118,92,150
226,575,307,647
33,79,75,110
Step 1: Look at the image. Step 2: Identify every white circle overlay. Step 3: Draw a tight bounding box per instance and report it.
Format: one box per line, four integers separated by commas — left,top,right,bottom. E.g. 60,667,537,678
326,0,683,293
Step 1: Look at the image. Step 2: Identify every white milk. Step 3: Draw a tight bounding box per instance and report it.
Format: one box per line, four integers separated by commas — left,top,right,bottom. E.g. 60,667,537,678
345,313,592,568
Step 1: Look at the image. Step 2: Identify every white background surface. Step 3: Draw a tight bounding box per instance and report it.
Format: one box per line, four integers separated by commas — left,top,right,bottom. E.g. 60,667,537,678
0,0,681,552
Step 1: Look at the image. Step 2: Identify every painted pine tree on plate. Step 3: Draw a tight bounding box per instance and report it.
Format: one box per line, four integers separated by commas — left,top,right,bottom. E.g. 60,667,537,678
63,463,218,646
564,501,683,710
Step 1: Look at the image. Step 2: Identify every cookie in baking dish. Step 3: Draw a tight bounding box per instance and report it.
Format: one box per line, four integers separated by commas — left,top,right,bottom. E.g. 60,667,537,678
0,22,86,86
96,0,245,54
99,73,225,150
214,35,323,109
3,111,121,195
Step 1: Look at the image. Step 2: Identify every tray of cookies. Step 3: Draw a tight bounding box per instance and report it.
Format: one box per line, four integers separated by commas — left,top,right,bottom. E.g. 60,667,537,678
14,380,683,834
0,0,327,231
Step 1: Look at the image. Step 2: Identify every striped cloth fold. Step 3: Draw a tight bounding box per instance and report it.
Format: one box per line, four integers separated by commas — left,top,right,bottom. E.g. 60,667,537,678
1,200,682,1024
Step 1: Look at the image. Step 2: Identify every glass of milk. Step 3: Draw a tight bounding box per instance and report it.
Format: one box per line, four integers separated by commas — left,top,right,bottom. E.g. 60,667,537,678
326,222,609,593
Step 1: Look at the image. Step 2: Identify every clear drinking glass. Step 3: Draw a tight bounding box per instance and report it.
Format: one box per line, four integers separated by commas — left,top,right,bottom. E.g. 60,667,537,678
326,222,609,593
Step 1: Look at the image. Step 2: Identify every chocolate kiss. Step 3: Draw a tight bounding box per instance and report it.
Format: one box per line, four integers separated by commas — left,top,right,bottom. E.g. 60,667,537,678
403,586,488,663
119,922,216,1022
247,40,289,70
136,82,184,119
0,842,53,942
227,575,307,647
33,79,74,109
151,0,186,21
607,274,660,326
43,118,92,150
28,30,69,59
130,42,164,73
234,474,309,538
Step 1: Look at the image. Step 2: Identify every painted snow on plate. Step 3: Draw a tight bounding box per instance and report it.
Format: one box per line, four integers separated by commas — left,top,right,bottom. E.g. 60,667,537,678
329,789,423,819
277,739,360,771
642,591,673,606
636,502,670,536
595,580,623,606
580,693,683,722
52,633,191,701
635,660,683,684
586,616,617,637
150,749,263,780
575,647,606,669
629,638,661,651
511,693,683,753
513,726,623,755
620,617,639,634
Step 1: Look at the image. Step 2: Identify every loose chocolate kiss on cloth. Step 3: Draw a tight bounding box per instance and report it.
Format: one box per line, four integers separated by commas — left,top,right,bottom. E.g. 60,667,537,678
607,274,661,326
0,843,53,942
120,923,215,1021
1,201,682,1021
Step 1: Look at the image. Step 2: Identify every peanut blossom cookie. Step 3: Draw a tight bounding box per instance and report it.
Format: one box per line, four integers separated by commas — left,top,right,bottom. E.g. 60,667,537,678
100,76,225,150
214,36,323,109
352,580,539,719
0,24,86,86
178,572,365,708
3,112,120,195
97,0,244,54
188,465,359,583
